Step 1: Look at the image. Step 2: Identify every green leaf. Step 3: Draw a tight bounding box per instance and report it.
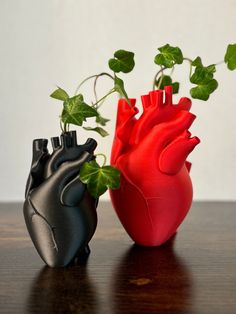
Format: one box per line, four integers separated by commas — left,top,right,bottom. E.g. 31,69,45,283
80,160,120,198
192,57,203,67
192,58,215,76
155,75,180,94
109,49,135,73
62,95,98,126
154,44,183,68
74,93,84,101
156,75,172,87
172,82,180,94
190,59,218,100
206,64,216,74
96,115,110,126
61,107,83,126
190,66,215,84
83,126,109,137
190,79,218,101
50,87,69,101
114,75,130,105
224,43,236,70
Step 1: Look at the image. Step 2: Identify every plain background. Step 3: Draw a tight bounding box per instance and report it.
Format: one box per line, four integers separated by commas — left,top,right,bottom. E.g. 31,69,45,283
0,0,235,202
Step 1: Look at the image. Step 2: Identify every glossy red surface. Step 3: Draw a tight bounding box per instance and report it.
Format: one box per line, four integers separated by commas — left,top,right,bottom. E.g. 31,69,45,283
110,86,200,246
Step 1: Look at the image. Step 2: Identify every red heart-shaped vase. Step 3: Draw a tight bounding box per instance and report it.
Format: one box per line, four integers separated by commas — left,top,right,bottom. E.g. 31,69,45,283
110,86,200,246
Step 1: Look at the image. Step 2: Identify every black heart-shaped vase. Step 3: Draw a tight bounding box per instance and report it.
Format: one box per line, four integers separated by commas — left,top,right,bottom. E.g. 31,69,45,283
23,131,98,267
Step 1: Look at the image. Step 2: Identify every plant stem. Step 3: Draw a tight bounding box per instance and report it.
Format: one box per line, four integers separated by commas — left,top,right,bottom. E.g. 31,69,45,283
183,57,193,63
93,72,114,102
74,72,114,97
74,74,98,95
183,57,193,79
60,120,64,133
93,76,99,102
169,66,175,77
93,89,115,108
157,67,165,89
60,118,69,133
95,153,107,166
215,60,224,66
153,66,167,90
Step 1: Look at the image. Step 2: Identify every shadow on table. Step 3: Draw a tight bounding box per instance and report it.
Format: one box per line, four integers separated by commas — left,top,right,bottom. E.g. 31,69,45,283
26,263,99,314
111,236,193,314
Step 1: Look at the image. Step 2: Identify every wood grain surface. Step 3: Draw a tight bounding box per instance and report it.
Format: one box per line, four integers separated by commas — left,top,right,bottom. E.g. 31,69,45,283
0,201,236,314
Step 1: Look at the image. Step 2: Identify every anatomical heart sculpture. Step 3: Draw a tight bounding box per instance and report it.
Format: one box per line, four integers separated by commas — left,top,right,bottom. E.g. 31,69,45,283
110,86,200,246
24,131,98,267
23,44,236,266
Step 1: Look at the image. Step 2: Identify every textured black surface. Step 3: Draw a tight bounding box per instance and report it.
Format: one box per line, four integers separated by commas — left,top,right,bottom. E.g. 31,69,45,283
23,131,98,267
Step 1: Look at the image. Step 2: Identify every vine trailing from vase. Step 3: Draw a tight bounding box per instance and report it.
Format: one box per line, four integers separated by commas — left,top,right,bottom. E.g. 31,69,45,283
50,43,236,198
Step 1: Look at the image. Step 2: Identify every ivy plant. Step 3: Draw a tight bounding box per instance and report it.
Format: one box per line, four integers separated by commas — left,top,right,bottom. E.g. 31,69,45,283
50,49,135,198
153,43,236,100
50,44,236,198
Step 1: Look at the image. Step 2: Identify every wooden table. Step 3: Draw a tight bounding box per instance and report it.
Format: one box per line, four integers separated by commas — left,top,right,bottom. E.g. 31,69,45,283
0,201,236,314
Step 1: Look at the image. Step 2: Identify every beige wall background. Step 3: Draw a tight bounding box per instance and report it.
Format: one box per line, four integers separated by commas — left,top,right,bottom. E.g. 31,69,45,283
0,0,236,201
